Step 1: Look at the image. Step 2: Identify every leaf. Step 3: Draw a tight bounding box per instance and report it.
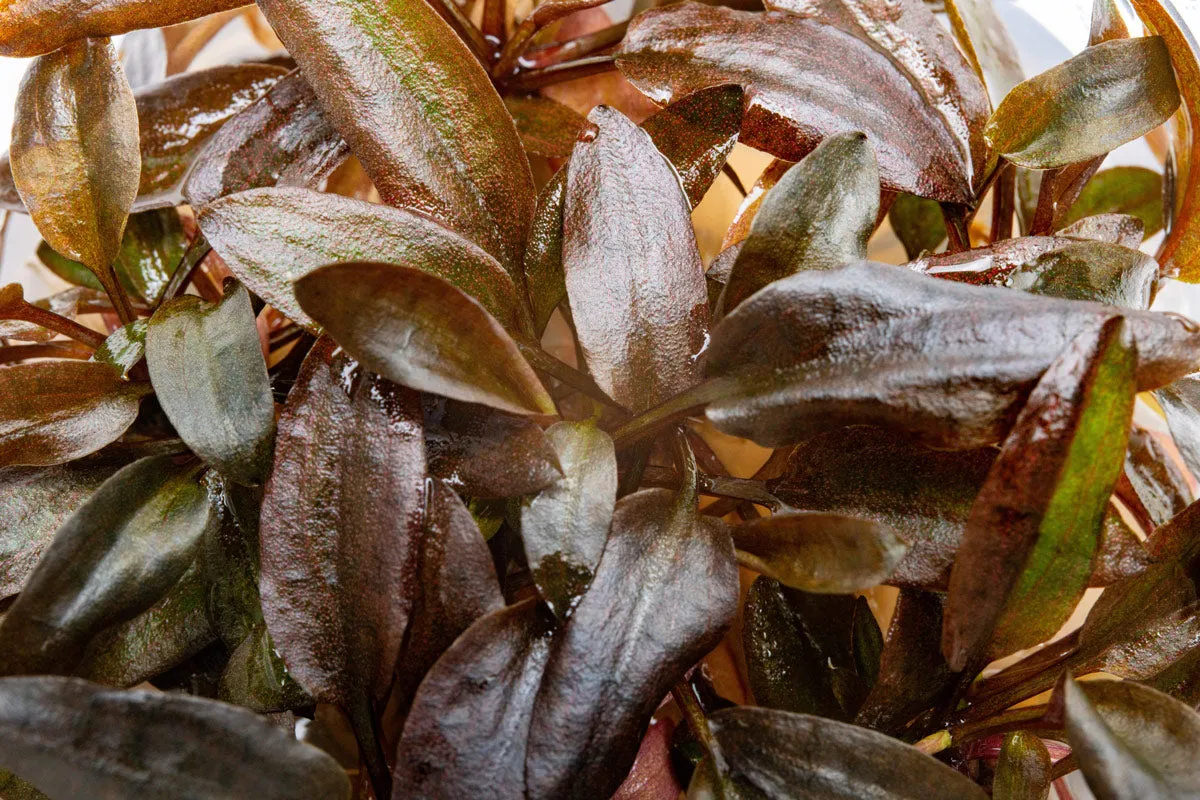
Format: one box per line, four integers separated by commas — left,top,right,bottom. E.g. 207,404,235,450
11,37,139,285
183,70,351,210
1058,214,1146,250
563,105,708,411
986,37,1180,169
92,319,148,377
992,731,1052,800
393,600,556,799
198,478,263,651
890,193,948,261
35,241,103,292
76,563,216,688
524,84,743,334
504,95,588,158
1060,166,1164,238
525,487,739,798
0,0,251,58
734,512,906,594
1063,677,1200,800
0,455,215,676
424,397,561,499
909,235,1085,285
255,0,535,276
612,717,682,800
617,0,989,202
943,0,1024,103
0,362,150,468
259,337,424,786
1125,424,1193,528
943,318,1136,670
146,282,276,486
1012,242,1159,310
724,159,792,250
852,596,883,691
218,622,312,713
0,676,350,799
1154,374,1200,480
703,261,1200,450
0,461,125,599
198,187,528,334
119,28,167,91
295,263,554,416
718,132,879,316
704,706,989,799
519,421,616,619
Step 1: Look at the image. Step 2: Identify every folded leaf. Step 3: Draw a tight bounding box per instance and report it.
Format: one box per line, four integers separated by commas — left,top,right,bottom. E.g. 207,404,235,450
987,37,1180,169
719,132,879,316
295,263,554,416
256,0,535,276
0,676,350,799
1061,166,1164,238
0,455,214,676
147,282,276,486
0,362,150,468
704,261,1199,449
218,621,312,713
519,421,616,619
992,731,1052,800
199,187,527,333
563,105,709,411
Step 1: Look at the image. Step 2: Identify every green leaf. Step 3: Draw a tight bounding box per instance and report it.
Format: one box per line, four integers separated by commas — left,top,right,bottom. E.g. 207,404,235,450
35,240,103,291
889,193,948,261
0,362,150,468
1060,167,1164,238
0,676,350,799
92,319,148,377
198,477,264,651
199,186,528,334
1011,241,1158,310
519,421,616,619
295,262,555,416
734,512,906,594
504,95,587,158
218,621,312,713
718,132,879,316
992,731,1052,800
986,37,1180,169
183,70,350,210
255,0,535,277
563,105,708,411
147,282,276,486
943,317,1136,670
112,208,185,304
852,596,884,691
0,455,215,676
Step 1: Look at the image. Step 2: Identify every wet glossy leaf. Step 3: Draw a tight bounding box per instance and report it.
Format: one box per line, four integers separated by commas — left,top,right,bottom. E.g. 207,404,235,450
504,95,588,158
734,512,906,594
147,282,276,486
519,421,616,619
256,0,535,276
718,132,879,316
0,461,125,599
612,717,682,800
992,731,1051,800
943,318,1135,669
1125,424,1193,528
890,193,947,261
0,362,150,468
0,0,250,57
424,397,561,499
1154,374,1200,480
198,478,263,652
524,84,743,334
11,37,138,277
1058,214,1146,250
909,235,1086,285
295,263,554,416
1013,241,1158,310
1063,677,1200,800
705,706,989,799
218,621,312,713
259,337,424,771
35,241,103,292
184,70,350,210
0,676,350,799
986,37,1180,169
1060,166,1164,238
92,319,148,377
617,0,988,202
76,563,215,688
393,600,555,799
525,487,739,798
199,187,527,333
704,261,1199,450
0,455,214,676
944,0,1024,103
563,106,708,411
852,597,883,691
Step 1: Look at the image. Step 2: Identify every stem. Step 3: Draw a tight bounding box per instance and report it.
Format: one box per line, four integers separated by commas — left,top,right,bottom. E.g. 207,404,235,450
481,0,505,48
347,695,391,800
941,204,971,253
671,681,717,758
968,632,1080,704
94,262,135,325
989,162,1015,243
502,55,616,91
944,705,1055,748
722,163,747,197
516,340,626,412
4,301,108,349
672,427,699,508
609,378,730,449
493,19,537,78
0,341,93,364
157,232,212,307
643,466,785,511
521,20,629,68
430,0,494,67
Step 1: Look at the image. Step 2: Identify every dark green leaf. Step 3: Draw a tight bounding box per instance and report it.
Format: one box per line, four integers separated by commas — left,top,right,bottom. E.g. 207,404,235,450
35,240,102,292
504,95,588,158
296,263,554,415
198,478,263,651
92,319,148,377
992,731,1051,800
0,455,215,676
519,421,616,619
147,282,275,486
199,187,528,333
114,208,185,304
256,0,535,276
852,596,884,691
0,362,150,468
0,676,350,799
718,132,879,316
563,105,708,411
890,193,948,261
218,621,312,713
986,37,1180,169
1060,166,1164,237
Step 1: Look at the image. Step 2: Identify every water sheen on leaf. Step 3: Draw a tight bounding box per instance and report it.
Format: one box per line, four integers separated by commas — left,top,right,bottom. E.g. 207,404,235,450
992,731,1052,800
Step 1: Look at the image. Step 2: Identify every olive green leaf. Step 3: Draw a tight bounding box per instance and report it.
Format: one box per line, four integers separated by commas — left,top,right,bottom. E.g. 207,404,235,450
218,622,312,713
1060,167,1164,238
890,193,948,261
992,731,1052,800
92,320,148,377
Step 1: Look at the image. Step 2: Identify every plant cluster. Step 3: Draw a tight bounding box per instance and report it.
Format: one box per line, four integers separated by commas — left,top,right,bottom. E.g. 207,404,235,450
2,0,1200,798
